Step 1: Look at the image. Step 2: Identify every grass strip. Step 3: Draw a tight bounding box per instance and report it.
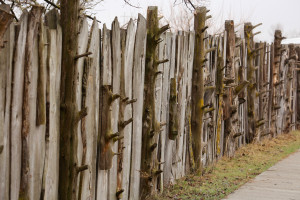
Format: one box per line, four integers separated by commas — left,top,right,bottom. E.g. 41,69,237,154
154,131,300,200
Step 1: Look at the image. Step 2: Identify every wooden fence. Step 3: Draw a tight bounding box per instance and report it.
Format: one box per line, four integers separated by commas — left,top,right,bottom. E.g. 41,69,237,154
0,5,299,200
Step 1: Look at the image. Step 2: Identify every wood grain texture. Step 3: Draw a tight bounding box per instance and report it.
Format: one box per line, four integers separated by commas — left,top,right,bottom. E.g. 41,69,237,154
108,17,121,200
43,18,62,200
0,5,14,47
130,14,147,200
20,7,45,200
0,21,14,200
120,19,135,200
80,18,100,200
10,11,28,200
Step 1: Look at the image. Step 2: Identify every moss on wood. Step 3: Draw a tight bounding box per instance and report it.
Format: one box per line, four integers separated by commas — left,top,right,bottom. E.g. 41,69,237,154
140,6,169,198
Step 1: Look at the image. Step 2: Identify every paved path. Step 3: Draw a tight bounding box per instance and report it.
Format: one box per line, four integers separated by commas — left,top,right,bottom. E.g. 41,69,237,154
223,149,300,200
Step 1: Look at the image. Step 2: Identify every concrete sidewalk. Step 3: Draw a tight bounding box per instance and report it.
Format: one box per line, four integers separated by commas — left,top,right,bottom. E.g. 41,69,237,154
223,149,300,200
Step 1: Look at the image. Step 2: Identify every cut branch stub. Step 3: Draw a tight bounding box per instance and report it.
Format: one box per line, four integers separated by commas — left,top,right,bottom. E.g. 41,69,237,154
119,118,133,130
76,107,88,122
256,119,266,127
116,189,124,199
76,165,89,174
74,51,92,60
126,98,137,105
234,80,249,96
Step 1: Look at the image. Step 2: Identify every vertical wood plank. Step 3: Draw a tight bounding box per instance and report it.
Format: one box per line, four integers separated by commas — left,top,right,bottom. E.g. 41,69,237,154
43,13,62,199
163,33,176,186
20,7,45,200
158,32,172,191
120,19,136,200
152,29,164,193
180,32,188,175
10,11,28,200
130,14,147,200
0,21,14,200
75,18,89,194
97,23,111,200
172,32,182,179
185,31,195,173
80,19,100,200
108,17,121,200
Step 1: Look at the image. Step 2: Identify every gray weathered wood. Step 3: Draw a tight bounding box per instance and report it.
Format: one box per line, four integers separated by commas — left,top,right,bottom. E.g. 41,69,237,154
163,33,176,186
80,19,100,200
43,22,62,200
0,21,14,200
0,9,298,199
20,7,45,200
75,18,89,193
10,11,28,200
158,32,172,191
130,14,147,200
96,23,111,200
121,19,135,200
108,17,121,200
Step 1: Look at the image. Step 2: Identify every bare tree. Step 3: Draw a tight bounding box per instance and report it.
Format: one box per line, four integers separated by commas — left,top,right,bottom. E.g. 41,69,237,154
0,0,103,21
162,2,194,32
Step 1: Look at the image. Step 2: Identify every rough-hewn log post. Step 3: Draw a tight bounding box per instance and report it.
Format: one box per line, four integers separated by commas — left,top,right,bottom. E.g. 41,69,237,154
258,42,265,126
272,30,285,135
287,44,297,131
58,0,82,198
140,6,169,198
216,38,224,157
295,46,300,128
269,43,275,134
223,20,236,157
191,7,206,170
244,23,260,142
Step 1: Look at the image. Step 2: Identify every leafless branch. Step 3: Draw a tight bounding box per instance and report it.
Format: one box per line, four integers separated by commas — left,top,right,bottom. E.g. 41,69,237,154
123,0,141,9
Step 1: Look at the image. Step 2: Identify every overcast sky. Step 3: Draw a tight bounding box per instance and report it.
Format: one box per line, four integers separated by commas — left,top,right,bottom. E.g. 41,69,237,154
92,0,300,42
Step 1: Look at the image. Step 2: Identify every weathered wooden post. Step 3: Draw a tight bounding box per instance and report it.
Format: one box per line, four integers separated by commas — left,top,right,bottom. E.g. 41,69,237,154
287,44,297,131
116,19,136,200
20,6,44,199
216,37,224,157
58,0,90,198
244,22,262,142
140,6,169,198
191,7,207,171
0,6,14,199
272,30,285,135
223,20,236,157
295,46,300,128
10,10,28,200
269,43,275,135
257,42,267,138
